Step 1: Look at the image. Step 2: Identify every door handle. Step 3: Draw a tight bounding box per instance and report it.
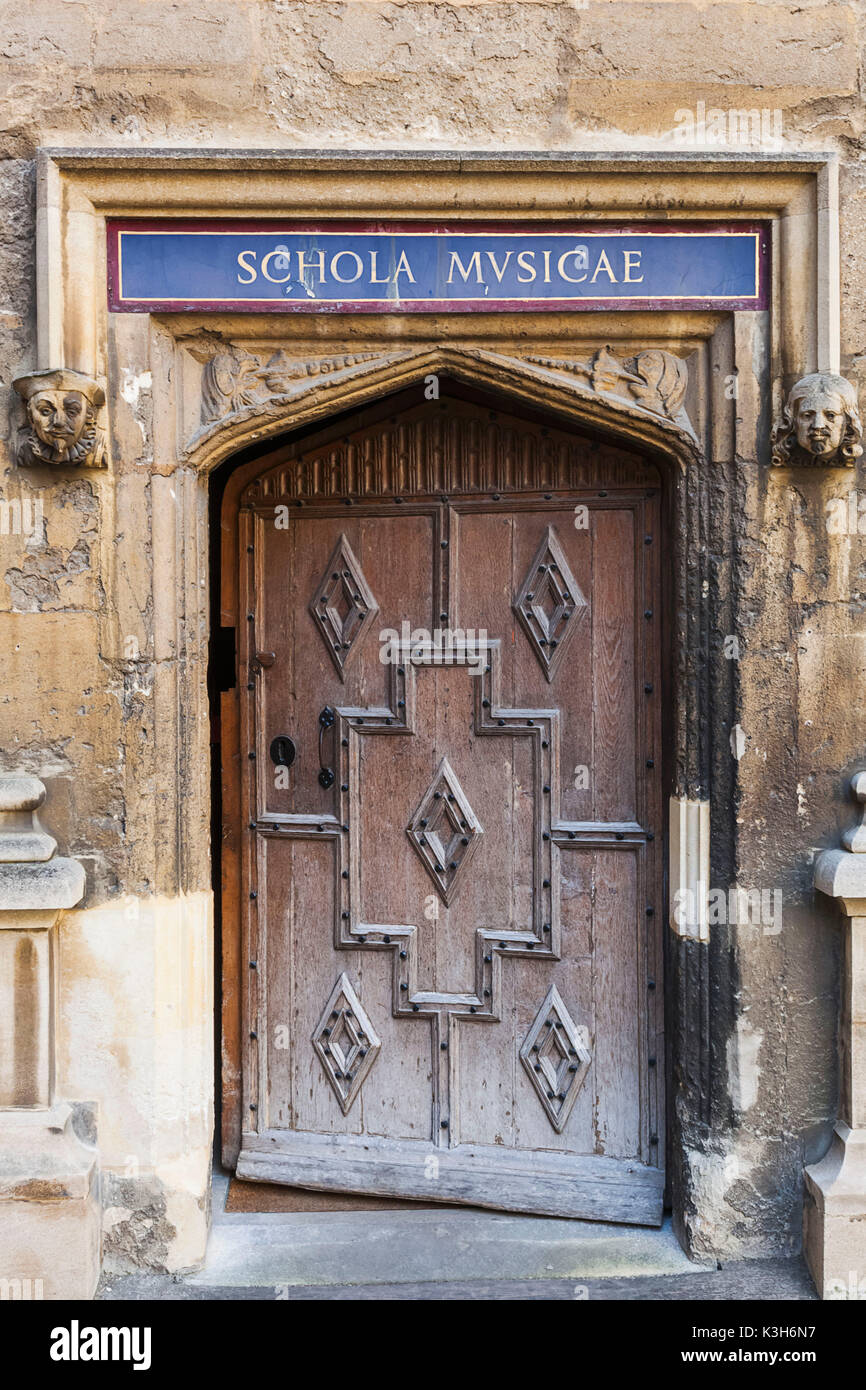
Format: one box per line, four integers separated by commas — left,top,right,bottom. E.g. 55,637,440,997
251,650,276,676
318,706,336,789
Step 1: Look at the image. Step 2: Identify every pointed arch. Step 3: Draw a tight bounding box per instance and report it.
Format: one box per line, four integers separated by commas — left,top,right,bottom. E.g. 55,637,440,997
185,344,700,477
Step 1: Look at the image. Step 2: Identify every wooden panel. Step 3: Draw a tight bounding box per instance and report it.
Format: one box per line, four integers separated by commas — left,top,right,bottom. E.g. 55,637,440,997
591,849,642,1158
247,395,660,505
255,511,435,821
357,665,522,997
238,1132,664,1226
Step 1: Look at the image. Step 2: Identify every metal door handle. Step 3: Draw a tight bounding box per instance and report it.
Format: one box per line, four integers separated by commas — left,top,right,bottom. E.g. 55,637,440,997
251,650,276,676
318,706,336,788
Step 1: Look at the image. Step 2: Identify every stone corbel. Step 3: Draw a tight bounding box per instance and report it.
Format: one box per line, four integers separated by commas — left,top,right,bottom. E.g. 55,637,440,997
771,373,863,468
12,368,108,469
807,771,866,1298
0,774,99,1301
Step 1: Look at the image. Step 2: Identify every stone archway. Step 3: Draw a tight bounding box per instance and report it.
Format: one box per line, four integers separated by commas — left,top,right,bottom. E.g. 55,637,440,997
192,347,719,1247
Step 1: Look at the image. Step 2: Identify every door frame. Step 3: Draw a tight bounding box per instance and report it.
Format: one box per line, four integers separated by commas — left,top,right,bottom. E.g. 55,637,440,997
198,332,740,1255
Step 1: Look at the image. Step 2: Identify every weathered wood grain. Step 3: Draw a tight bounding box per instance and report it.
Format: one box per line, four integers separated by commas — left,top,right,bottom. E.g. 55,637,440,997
238,1131,664,1225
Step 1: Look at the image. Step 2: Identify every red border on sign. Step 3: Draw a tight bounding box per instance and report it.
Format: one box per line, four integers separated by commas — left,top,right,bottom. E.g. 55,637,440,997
106,218,770,314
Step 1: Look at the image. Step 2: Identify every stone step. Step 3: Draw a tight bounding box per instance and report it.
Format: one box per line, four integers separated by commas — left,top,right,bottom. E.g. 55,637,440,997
187,1207,701,1289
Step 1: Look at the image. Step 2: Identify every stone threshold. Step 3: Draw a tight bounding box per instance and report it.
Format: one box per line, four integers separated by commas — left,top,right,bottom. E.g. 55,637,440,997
95,1170,816,1300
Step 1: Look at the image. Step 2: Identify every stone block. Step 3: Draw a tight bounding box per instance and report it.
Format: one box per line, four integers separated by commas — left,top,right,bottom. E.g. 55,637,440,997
805,1126,866,1298
0,1105,100,1301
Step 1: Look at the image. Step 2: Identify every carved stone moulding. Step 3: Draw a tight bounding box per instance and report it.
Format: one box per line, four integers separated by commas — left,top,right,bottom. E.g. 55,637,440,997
12,368,107,469
771,372,863,468
200,348,387,424
194,342,695,441
523,345,689,423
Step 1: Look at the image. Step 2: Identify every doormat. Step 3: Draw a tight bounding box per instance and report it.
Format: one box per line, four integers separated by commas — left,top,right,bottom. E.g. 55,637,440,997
225,1179,483,1214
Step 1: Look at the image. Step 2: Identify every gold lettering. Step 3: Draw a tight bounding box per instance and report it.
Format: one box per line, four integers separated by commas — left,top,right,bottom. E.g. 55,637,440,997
393,250,416,283
369,250,391,284
516,250,536,282
330,251,364,284
590,250,618,284
485,250,513,283
296,250,326,283
557,249,587,284
446,251,483,284
261,250,292,284
623,250,644,284
236,250,258,284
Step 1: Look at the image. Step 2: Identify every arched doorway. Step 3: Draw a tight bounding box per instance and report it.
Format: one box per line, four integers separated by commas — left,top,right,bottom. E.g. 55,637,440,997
213,380,666,1223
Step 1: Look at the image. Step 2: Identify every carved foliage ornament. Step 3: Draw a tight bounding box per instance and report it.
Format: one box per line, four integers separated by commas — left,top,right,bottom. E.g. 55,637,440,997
525,346,689,422
771,373,863,468
12,369,107,469
201,348,385,424
198,344,691,429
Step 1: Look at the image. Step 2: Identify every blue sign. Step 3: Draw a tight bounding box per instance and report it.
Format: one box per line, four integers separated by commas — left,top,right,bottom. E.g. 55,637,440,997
108,221,767,313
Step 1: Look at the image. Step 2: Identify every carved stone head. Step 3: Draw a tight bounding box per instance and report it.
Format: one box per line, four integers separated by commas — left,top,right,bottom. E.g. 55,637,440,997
13,369,107,468
771,372,862,467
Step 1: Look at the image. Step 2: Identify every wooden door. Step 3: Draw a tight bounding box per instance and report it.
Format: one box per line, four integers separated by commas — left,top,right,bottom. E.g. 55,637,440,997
221,388,664,1224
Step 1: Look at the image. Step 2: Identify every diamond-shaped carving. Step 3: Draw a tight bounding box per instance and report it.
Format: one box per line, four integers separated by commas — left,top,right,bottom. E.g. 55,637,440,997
513,526,587,682
520,985,591,1133
406,755,483,905
310,535,379,676
313,973,381,1114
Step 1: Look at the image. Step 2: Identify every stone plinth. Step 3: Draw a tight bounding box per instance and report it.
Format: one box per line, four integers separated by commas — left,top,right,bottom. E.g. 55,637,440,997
0,1105,100,1301
0,775,95,1300
807,773,866,1299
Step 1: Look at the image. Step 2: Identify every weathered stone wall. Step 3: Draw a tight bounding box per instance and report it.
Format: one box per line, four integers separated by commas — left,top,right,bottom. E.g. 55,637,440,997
2,0,865,1270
